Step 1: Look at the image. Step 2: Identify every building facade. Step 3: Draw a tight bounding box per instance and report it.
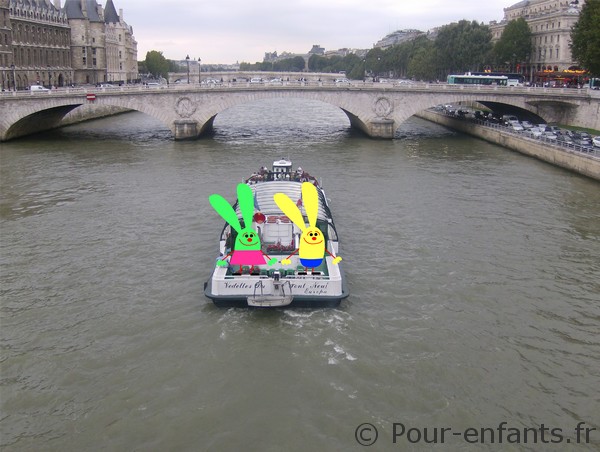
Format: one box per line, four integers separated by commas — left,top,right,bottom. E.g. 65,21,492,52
1,0,136,90
2,0,72,90
103,0,137,83
64,0,137,85
489,0,586,83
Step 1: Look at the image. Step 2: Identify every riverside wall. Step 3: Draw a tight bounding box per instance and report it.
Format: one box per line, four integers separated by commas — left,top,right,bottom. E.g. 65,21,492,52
416,110,600,182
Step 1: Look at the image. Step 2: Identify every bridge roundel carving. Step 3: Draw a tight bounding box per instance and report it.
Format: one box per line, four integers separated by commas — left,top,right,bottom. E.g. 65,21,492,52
175,97,197,118
373,97,393,118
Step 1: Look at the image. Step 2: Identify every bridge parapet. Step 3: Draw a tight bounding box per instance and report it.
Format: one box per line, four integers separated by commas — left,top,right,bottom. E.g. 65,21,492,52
1,82,598,141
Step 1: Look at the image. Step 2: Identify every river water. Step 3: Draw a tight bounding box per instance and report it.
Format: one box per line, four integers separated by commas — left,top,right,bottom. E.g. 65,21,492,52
1,99,599,451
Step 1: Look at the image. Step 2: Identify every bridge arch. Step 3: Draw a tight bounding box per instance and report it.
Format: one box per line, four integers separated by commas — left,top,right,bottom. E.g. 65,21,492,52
1,85,597,142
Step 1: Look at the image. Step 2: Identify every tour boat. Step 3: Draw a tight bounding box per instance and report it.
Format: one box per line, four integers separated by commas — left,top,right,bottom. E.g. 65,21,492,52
204,158,349,308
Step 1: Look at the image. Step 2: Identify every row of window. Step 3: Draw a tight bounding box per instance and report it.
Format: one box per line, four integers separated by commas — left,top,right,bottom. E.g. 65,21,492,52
9,7,68,25
533,20,563,31
11,22,70,47
11,46,71,67
509,0,573,20
535,33,563,45
535,46,562,61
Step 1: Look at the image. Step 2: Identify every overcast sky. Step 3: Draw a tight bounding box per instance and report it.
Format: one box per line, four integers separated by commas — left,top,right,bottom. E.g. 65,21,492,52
117,0,516,64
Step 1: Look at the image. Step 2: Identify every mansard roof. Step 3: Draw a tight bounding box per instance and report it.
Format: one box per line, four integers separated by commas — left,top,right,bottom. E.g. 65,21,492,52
103,0,119,23
10,0,60,11
63,0,103,22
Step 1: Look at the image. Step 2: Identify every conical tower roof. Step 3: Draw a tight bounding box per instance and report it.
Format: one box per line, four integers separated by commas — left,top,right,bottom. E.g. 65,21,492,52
104,0,119,23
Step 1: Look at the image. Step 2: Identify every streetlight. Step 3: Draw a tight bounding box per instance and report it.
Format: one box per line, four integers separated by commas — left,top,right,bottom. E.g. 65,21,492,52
185,55,190,84
198,58,201,84
10,64,15,91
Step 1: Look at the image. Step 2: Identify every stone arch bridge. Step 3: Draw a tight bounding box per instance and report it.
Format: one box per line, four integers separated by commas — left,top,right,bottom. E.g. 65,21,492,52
1,83,598,141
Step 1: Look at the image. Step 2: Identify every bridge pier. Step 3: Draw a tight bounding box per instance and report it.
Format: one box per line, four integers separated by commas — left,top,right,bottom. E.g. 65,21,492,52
173,119,199,140
368,119,395,139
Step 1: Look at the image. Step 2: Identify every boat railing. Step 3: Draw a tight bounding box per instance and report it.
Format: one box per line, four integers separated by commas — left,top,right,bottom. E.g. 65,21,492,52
222,268,331,280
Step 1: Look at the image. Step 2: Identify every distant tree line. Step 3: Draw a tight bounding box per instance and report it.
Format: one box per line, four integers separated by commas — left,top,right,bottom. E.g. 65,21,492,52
140,7,599,81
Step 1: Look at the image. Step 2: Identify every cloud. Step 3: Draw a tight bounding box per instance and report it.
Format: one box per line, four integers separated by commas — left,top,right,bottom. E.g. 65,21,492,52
122,0,513,63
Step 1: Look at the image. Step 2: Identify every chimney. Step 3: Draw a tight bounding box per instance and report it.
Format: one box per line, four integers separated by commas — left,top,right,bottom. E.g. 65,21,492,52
119,8,123,21
81,0,87,16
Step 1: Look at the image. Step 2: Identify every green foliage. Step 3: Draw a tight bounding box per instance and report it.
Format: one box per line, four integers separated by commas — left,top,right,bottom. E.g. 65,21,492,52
494,18,532,69
571,0,600,75
407,40,438,80
273,56,306,72
435,20,493,74
144,51,169,78
239,18,495,82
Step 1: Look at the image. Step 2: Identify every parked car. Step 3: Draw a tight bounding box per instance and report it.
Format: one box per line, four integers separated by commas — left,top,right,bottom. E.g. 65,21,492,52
557,135,574,145
502,115,519,125
507,120,524,132
521,120,534,129
593,136,600,148
569,132,593,147
335,78,351,84
29,84,50,92
526,127,544,138
543,131,558,140
249,78,263,84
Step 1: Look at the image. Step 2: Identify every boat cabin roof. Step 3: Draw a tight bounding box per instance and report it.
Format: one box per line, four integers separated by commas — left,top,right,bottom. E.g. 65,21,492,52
272,158,293,174
235,181,332,222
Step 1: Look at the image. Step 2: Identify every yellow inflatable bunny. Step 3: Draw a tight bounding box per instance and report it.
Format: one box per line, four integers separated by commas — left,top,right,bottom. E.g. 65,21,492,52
274,182,342,271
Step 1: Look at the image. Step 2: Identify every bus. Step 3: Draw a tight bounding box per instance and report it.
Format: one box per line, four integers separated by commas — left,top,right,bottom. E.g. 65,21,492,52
590,78,600,90
471,72,525,86
447,74,509,86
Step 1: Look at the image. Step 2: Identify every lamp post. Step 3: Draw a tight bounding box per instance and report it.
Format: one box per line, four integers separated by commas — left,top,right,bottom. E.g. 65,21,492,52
186,55,190,84
48,66,51,88
198,58,201,84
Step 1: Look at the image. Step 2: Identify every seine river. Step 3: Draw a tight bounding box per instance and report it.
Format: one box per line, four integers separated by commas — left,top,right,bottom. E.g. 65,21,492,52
1,99,599,451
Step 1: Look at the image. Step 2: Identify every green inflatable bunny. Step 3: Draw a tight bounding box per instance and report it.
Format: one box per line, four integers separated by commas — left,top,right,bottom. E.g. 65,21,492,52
209,183,277,273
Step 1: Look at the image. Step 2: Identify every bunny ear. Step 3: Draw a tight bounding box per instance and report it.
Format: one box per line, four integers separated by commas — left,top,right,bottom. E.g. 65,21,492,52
274,193,306,231
209,193,242,233
302,182,319,227
236,183,254,229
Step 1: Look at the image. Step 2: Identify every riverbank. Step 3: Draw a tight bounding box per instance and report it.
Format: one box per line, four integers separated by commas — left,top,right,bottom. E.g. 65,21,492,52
416,110,600,181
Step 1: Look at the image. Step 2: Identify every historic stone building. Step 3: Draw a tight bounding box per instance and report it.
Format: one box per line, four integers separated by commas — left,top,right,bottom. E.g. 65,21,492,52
1,0,136,89
1,0,13,89
2,0,72,90
103,0,137,83
64,0,137,85
489,0,586,82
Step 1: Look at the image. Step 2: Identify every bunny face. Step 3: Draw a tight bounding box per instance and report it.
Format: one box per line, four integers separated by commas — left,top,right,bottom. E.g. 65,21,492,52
236,229,261,251
302,228,324,246
299,226,325,260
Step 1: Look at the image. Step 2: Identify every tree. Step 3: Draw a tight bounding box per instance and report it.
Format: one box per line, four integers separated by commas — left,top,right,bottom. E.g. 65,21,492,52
407,40,439,81
144,51,169,78
494,18,532,71
571,0,600,75
435,20,493,74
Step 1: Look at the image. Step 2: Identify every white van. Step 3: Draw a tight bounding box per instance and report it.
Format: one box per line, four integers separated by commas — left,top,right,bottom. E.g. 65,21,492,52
29,85,50,92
